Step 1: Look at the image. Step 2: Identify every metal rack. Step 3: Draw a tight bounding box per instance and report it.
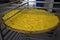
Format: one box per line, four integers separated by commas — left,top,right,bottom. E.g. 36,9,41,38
0,0,60,40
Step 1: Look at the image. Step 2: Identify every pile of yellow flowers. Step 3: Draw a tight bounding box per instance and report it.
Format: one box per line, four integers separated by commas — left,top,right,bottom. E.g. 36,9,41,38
3,8,59,33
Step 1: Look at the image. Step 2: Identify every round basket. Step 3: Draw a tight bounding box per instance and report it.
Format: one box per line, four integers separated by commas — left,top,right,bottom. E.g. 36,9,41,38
2,8,59,34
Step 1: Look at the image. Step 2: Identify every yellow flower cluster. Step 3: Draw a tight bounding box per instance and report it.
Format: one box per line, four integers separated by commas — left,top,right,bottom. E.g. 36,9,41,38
3,8,59,33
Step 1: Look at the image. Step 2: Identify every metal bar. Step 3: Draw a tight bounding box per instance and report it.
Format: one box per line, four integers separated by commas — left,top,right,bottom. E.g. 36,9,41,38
35,7,60,9
1,23,6,31
4,6,60,10
5,7,25,9
8,32,17,40
0,31,3,40
27,0,29,8
23,1,60,4
54,2,60,4
4,31,14,40
0,27,4,40
0,1,19,8
51,7,59,10
12,33,19,40
26,37,41,40
0,16,4,40
2,29,10,36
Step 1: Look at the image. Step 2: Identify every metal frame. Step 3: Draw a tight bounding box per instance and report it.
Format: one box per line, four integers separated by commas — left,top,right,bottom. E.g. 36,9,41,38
0,0,60,12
